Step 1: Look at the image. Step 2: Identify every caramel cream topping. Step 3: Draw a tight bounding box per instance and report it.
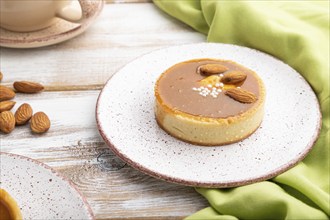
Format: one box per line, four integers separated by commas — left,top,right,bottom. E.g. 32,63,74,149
156,59,261,118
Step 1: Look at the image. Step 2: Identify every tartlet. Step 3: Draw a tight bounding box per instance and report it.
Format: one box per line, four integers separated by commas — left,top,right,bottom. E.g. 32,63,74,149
0,189,22,220
154,58,266,146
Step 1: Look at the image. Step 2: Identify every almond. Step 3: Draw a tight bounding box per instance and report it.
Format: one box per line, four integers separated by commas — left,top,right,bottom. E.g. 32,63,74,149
198,64,229,76
225,88,257,103
30,112,50,134
0,71,3,82
221,71,247,85
13,81,44,93
0,101,16,112
0,111,15,134
15,103,33,125
0,85,16,101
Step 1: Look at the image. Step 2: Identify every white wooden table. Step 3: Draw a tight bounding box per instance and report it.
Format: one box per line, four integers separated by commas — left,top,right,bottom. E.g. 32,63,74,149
0,1,209,219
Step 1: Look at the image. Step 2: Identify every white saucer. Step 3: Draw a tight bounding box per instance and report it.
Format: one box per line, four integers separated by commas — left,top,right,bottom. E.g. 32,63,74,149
0,152,95,219
96,43,321,188
0,0,104,48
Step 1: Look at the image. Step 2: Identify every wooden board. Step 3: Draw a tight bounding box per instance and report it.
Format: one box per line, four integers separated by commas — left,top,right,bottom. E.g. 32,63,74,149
0,91,208,219
0,3,205,91
0,2,208,219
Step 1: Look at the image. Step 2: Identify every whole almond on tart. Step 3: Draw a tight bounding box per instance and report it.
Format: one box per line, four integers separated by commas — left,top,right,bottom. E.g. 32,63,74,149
0,111,15,134
0,101,16,112
221,71,247,85
13,81,44,93
0,85,16,101
225,88,257,103
198,64,229,76
30,112,50,134
15,103,33,125
0,71,3,82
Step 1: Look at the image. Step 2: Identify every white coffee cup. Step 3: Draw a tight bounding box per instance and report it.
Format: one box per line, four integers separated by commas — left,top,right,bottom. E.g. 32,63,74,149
0,0,95,32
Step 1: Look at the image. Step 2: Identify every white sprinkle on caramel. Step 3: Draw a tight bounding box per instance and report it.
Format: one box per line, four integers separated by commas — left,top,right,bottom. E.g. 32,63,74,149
192,85,223,98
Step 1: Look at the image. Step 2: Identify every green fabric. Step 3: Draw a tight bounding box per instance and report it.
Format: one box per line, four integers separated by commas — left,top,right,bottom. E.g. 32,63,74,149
153,0,329,219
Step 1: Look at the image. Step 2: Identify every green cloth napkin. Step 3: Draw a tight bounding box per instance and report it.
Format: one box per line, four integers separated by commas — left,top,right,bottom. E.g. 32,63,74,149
153,1,329,219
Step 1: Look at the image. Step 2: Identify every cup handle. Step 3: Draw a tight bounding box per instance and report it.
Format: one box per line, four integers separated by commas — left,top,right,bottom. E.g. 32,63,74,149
56,0,101,23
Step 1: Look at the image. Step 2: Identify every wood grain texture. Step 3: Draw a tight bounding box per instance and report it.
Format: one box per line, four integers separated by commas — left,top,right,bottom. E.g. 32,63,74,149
0,3,205,91
0,91,208,219
0,2,208,219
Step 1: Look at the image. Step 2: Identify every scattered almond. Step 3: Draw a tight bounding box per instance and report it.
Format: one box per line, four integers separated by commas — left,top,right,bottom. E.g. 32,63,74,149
13,81,44,93
0,85,16,101
15,103,33,125
221,71,247,85
0,101,16,112
198,64,229,76
0,71,3,82
0,111,15,134
30,112,50,134
225,88,257,103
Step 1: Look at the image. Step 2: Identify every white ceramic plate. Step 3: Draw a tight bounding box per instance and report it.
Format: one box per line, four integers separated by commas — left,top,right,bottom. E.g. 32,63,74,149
0,0,104,48
0,153,95,219
96,43,321,188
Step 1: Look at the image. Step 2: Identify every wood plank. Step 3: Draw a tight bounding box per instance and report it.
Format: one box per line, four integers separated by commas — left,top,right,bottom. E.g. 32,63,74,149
0,91,208,219
0,91,100,155
1,3,208,219
0,3,205,90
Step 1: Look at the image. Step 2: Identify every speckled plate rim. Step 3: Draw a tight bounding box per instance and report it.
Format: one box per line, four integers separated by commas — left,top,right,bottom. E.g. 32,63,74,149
96,42,322,188
0,0,104,49
0,152,95,219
